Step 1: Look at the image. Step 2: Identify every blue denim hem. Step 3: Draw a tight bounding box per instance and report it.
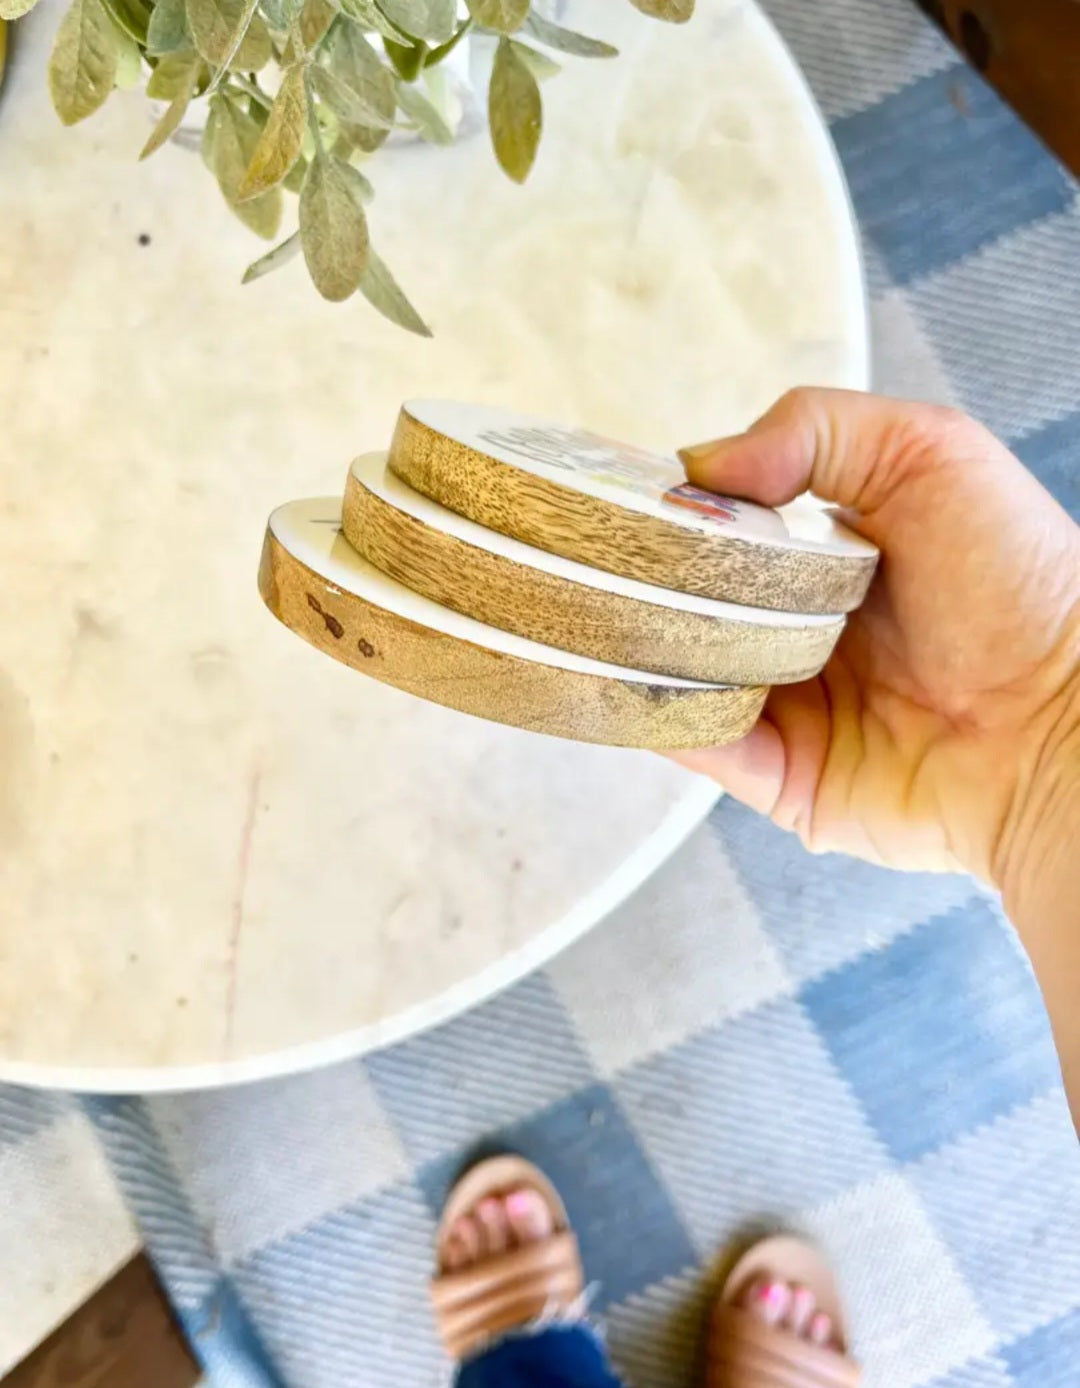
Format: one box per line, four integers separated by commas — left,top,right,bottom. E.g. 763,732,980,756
455,1322,624,1388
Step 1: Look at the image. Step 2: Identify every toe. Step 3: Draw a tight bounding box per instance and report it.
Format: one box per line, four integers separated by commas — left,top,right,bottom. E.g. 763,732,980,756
442,1230,466,1271
445,1214,481,1270
742,1276,791,1327
785,1284,816,1336
504,1187,553,1247
809,1311,833,1347
474,1197,510,1256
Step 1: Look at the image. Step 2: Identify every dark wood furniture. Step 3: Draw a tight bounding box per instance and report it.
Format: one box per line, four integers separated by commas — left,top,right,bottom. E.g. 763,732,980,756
5,1257,199,1388
917,0,1080,176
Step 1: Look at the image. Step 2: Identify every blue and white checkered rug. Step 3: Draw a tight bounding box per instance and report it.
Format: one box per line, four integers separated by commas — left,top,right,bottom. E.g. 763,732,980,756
5,1,1080,1385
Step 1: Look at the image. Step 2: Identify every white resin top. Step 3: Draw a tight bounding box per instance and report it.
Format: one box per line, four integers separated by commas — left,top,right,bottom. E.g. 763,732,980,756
0,0,866,1089
273,498,734,686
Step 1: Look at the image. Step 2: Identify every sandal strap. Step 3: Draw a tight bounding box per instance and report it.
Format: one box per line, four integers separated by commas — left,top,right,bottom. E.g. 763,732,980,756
708,1306,861,1388
431,1231,584,1361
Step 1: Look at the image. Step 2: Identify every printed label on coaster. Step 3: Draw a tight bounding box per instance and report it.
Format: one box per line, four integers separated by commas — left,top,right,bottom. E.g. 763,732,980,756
403,402,878,559
471,415,788,541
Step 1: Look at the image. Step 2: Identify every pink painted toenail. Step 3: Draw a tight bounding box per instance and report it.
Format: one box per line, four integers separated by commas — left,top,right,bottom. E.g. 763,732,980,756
763,1282,786,1307
505,1190,534,1216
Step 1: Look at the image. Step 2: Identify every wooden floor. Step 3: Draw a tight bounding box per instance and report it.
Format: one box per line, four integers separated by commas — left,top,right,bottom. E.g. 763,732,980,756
4,3,1078,1385
5,1257,199,1388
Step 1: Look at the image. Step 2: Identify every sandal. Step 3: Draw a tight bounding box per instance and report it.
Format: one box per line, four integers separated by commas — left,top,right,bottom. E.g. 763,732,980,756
430,1155,585,1362
709,1235,861,1386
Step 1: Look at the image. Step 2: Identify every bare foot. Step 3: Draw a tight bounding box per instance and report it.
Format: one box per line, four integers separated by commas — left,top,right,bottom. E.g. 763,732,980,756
740,1276,837,1350
440,1187,554,1274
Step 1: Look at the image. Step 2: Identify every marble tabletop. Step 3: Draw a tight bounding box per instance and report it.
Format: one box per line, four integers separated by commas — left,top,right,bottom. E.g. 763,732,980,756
0,0,867,1090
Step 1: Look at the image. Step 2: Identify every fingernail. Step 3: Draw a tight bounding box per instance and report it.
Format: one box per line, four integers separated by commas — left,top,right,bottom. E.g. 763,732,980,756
676,441,722,468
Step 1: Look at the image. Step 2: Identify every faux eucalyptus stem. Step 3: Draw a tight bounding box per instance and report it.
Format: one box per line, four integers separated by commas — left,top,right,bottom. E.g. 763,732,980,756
3,0,695,325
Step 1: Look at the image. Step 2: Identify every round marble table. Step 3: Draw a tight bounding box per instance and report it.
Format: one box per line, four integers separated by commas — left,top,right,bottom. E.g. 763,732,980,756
0,0,867,1090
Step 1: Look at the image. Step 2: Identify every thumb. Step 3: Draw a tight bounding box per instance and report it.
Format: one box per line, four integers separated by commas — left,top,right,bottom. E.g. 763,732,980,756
677,387,978,518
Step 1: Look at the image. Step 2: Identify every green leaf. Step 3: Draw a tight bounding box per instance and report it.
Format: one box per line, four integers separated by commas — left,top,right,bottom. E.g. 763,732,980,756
147,0,190,51
359,247,431,335
466,0,527,34
283,152,308,190
331,0,407,42
186,0,271,70
295,0,335,50
311,59,393,128
112,25,143,84
299,153,370,301
425,16,470,67
377,0,453,42
510,40,558,83
488,34,539,181
0,0,42,20
100,0,151,42
242,230,301,282
140,84,190,156
207,91,283,237
394,75,452,143
353,167,374,201
257,0,302,26
238,61,306,196
342,119,389,152
48,0,118,126
523,11,616,58
627,0,694,22
328,22,395,123
145,47,198,95
383,35,423,81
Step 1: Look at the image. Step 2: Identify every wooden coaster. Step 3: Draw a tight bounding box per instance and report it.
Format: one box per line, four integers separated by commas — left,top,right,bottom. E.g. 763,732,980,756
259,499,768,750
389,401,878,614
344,455,846,686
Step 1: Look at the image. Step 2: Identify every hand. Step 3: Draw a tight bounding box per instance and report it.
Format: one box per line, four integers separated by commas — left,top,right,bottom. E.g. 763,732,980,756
673,388,1080,889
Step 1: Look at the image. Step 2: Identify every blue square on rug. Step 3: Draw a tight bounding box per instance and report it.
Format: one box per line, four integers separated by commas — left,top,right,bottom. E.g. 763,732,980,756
711,799,973,985
831,64,1073,285
1013,405,1080,521
1003,1307,1080,1388
800,897,1062,1164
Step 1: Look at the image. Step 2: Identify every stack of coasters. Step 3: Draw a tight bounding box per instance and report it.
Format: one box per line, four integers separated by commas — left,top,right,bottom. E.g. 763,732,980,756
259,402,878,749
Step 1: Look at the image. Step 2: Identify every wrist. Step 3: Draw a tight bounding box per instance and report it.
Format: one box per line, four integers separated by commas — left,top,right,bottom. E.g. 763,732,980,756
996,659,1080,928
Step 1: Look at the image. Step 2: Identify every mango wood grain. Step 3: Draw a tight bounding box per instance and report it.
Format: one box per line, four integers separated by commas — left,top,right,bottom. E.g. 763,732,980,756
258,525,768,750
343,468,844,686
389,407,877,615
